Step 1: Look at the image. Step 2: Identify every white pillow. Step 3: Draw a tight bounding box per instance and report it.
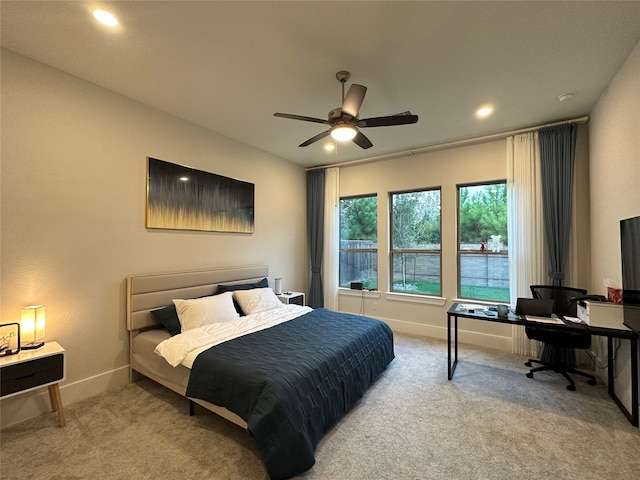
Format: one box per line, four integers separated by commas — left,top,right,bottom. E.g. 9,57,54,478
173,291,239,332
234,287,284,315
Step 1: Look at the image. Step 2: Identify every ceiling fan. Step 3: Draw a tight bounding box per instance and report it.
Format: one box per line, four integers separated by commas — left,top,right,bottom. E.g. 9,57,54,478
273,71,419,149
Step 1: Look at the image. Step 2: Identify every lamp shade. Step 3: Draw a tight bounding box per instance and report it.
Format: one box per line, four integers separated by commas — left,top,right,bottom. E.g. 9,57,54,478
20,305,45,349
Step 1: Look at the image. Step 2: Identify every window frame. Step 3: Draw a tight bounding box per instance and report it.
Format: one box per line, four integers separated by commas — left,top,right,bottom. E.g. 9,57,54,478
389,186,442,297
339,193,378,290
456,180,509,302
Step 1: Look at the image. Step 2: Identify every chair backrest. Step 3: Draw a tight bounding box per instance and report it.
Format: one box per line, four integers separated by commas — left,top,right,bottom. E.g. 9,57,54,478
515,298,556,316
529,285,587,317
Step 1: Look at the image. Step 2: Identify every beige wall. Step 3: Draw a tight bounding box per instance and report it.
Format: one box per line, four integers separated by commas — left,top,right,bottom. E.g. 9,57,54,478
589,39,640,293
0,51,307,427
588,38,640,414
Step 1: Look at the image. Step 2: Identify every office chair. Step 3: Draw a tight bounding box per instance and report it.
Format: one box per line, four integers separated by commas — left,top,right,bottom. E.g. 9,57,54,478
521,285,602,391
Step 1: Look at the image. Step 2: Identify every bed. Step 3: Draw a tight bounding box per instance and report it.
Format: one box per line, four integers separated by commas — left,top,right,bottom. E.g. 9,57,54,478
126,265,394,480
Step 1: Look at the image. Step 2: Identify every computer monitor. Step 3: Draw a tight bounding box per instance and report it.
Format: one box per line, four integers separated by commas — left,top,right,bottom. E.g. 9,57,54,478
620,215,640,332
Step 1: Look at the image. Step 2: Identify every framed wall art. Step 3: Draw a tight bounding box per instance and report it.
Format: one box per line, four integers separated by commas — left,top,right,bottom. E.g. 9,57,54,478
0,322,20,356
146,157,255,233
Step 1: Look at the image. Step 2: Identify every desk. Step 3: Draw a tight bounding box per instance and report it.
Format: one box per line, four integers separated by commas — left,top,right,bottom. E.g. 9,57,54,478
447,303,638,427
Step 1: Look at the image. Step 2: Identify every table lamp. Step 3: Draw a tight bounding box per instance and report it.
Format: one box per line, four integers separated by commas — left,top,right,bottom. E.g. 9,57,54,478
21,305,46,349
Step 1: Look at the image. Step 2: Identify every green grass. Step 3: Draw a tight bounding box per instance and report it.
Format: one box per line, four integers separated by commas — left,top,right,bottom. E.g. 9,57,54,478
460,285,510,302
392,280,441,296
348,278,510,302
392,280,510,302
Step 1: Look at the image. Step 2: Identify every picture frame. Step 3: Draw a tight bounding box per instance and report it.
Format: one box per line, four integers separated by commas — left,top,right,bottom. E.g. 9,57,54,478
0,322,21,356
146,157,255,233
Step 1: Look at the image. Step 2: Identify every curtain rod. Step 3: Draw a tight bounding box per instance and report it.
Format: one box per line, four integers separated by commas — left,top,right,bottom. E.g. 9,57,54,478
305,115,589,171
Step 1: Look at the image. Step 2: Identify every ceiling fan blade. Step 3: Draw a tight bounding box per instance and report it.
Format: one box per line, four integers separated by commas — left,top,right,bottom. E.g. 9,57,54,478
357,114,419,128
299,130,331,147
274,113,330,125
352,131,373,149
341,84,367,118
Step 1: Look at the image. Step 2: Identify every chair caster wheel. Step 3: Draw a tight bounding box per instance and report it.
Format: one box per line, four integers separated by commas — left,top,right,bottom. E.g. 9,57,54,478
587,379,596,386
524,361,532,367
567,384,576,391
526,372,533,379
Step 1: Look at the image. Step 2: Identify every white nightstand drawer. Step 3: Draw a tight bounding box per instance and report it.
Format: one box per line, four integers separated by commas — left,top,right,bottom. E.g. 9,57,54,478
276,292,305,306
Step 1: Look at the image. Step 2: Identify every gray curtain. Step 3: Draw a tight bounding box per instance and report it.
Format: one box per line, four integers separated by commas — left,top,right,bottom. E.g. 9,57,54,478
538,123,577,286
307,169,325,308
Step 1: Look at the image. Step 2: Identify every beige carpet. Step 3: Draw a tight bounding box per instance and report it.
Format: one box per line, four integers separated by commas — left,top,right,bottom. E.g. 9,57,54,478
1,334,639,480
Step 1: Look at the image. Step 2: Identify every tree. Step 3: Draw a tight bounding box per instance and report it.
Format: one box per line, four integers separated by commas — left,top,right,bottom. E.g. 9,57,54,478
392,190,441,289
459,184,507,245
340,196,377,241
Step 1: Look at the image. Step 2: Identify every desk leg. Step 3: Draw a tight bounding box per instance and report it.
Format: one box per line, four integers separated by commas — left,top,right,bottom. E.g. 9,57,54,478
448,313,458,380
47,384,66,428
631,336,638,427
608,337,614,397
607,336,639,428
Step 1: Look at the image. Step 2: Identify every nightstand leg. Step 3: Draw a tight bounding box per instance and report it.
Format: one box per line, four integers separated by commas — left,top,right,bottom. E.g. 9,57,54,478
48,384,66,427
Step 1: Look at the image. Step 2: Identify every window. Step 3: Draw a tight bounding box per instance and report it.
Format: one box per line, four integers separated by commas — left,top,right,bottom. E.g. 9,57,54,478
457,182,510,302
390,188,441,295
339,195,378,289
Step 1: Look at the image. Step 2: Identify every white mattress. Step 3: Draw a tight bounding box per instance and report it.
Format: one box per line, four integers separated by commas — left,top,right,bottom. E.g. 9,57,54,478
131,328,191,390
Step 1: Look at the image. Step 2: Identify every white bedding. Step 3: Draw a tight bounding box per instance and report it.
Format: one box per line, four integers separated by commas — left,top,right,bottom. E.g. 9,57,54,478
155,304,312,368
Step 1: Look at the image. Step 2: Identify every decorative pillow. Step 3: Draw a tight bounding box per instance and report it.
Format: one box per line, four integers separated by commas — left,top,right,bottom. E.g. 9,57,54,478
234,287,284,315
173,291,239,332
216,278,269,315
216,278,269,294
150,304,182,336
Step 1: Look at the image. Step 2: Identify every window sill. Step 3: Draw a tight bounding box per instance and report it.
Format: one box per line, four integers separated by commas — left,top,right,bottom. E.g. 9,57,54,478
452,298,507,307
384,292,447,306
338,288,381,299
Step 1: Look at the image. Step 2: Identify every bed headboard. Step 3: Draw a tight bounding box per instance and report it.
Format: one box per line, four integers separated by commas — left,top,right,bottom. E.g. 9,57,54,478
127,265,269,331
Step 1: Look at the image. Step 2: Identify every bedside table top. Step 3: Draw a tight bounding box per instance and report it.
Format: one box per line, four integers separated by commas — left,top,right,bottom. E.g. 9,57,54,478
277,291,303,298
0,341,65,367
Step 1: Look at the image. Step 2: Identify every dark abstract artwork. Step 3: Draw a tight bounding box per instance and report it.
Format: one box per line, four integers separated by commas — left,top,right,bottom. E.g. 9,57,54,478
146,158,254,233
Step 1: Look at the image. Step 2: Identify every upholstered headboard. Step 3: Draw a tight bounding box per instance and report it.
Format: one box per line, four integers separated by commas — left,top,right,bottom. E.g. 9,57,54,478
126,265,269,332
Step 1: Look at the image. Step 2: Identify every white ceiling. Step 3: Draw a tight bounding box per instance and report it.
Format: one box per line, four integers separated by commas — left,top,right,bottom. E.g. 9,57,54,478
2,1,640,168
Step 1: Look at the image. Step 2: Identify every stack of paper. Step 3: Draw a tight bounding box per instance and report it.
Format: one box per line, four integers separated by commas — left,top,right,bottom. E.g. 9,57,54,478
524,315,564,325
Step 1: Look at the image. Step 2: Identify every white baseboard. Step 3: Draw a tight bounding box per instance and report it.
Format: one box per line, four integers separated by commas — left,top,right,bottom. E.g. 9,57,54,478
0,365,130,429
366,314,514,351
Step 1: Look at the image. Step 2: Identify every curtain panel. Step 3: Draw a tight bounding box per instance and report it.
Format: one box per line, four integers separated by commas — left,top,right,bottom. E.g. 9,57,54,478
306,169,326,308
323,167,340,310
538,123,577,286
507,132,546,356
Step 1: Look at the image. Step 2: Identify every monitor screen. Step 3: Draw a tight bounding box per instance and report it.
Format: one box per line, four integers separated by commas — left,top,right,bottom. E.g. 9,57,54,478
620,215,640,332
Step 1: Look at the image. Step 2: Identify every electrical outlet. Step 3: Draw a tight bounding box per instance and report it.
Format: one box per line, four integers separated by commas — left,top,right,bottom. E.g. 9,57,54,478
372,302,378,311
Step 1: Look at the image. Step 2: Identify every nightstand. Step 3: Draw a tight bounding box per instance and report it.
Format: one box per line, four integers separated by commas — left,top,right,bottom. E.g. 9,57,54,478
276,291,305,306
0,341,66,427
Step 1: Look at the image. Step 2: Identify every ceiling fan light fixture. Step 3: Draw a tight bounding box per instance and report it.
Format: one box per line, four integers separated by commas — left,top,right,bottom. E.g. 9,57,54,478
330,124,357,142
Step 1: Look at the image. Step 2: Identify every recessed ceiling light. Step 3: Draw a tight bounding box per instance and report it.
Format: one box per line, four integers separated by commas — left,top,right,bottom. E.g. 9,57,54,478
557,92,576,102
324,144,335,152
93,9,118,27
475,106,494,118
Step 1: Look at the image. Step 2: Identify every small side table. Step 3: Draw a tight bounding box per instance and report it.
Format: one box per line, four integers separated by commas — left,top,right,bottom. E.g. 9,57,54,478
276,291,305,306
0,341,66,427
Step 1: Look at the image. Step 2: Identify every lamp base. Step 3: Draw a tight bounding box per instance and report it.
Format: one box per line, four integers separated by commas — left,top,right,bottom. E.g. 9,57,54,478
21,341,45,350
